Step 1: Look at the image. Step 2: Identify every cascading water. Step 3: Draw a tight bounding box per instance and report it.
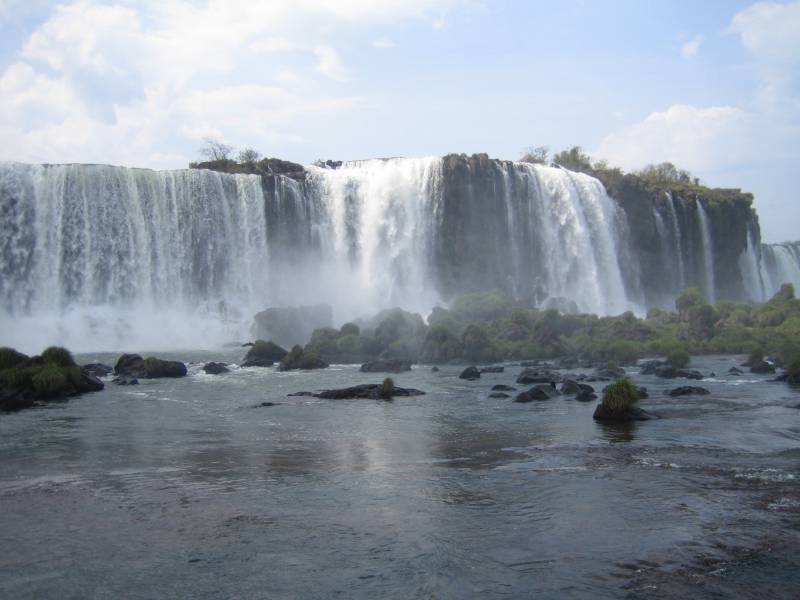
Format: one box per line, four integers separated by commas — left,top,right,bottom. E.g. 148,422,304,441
696,201,716,304
760,242,800,297
3,157,800,352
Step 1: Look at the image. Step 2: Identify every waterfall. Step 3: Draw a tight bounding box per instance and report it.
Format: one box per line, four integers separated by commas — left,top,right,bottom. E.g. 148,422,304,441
738,225,766,302
3,157,799,352
665,193,686,290
760,242,800,298
696,201,716,304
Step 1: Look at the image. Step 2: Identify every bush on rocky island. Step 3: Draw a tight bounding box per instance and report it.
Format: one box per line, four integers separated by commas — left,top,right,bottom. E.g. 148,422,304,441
0,346,104,412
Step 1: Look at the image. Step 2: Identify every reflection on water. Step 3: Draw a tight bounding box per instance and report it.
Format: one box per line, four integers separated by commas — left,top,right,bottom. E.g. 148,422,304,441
0,354,798,599
598,421,638,443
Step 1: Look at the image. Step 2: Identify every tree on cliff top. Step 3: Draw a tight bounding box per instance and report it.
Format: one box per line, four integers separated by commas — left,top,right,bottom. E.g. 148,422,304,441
199,137,233,161
521,146,549,164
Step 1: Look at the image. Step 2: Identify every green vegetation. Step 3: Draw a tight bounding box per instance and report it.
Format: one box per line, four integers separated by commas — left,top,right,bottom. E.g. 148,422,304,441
1,346,102,409
379,377,395,400
786,359,800,385
601,378,639,412
666,348,691,369
296,284,800,373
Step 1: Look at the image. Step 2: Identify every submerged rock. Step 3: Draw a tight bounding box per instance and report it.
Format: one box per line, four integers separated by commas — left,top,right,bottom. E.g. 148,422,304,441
594,366,626,379
113,376,139,386
314,384,425,400
459,366,481,380
488,392,510,399
516,368,561,385
575,389,597,402
749,360,776,374
653,365,703,380
480,365,505,373
287,391,313,397
592,404,655,422
431,366,440,372
728,366,744,375
491,384,516,391
360,359,412,373
668,386,710,397
82,363,113,378
513,384,559,403
202,362,229,375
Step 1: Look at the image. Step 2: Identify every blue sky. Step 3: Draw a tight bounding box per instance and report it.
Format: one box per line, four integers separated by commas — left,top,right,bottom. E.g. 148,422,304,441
0,0,798,241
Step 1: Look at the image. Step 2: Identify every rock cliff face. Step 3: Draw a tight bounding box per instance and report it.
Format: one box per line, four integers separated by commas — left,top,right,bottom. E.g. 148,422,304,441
0,156,797,350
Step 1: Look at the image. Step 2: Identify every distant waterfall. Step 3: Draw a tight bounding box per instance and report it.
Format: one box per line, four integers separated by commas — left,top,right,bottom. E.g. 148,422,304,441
696,201,716,304
2,158,800,352
760,242,800,297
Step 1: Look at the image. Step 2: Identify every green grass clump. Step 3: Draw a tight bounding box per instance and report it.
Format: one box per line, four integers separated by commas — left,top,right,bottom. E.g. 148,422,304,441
666,348,691,369
41,346,76,367
379,377,395,400
601,378,639,412
747,344,764,365
31,364,68,397
0,347,29,370
143,356,161,375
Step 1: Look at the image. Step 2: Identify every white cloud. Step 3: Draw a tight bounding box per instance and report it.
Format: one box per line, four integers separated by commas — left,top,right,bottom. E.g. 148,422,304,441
680,35,703,58
730,1,800,64
0,0,457,166
314,46,349,81
596,104,749,172
372,38,395,48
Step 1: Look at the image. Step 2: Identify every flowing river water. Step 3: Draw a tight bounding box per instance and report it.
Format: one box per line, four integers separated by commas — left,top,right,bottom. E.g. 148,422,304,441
1,354,798,599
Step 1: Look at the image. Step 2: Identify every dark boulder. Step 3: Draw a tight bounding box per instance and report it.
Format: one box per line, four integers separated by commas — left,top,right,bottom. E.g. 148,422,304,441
592,404,655,422
113,376,139,386
360,359,412,373
0,388,35,412
575,389,597,402
668,386,710,397
242,340,287,367
256,401,279,407
480,365,505,373
459,366,481,380
513,384,559,403
516,368,561,385
491,384,516,391
431,366,440,372
314,384,425,400
203,362,229,375
639,360,663,375
75,369,104,393
559,379,582,395
287,391,314,397
749,360,776,374
488,392,510,399
728,366,744,375
278,345,328,371
654,365,703,380
114,354,187,379
251,304,333,348
82,363,113,378
594,366,626,379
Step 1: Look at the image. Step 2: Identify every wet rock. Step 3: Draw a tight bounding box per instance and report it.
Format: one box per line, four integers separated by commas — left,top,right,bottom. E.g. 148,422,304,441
668,386,710,397
750,360,776,374
459,366,481,380
575,389,597,402
241,340,287,367
114,354,187,379
360,359,411,373
480,365,505,373
488,392,510,399
639,360,663,375
113,376,139,386
314,384,425,400
251,304,333,348
0,389,35,412
82,363,113,378
491,384,516,391
76,370,104,393
256,401,278,407
278,345,328,371
654,365,703,380
431,366,440,372
636,386,649,399
559,379,582,395
592,404,655,422
202,362,229,375
594,365,626,379
287,391,313,397
516,368,561,385
513,384,559,403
